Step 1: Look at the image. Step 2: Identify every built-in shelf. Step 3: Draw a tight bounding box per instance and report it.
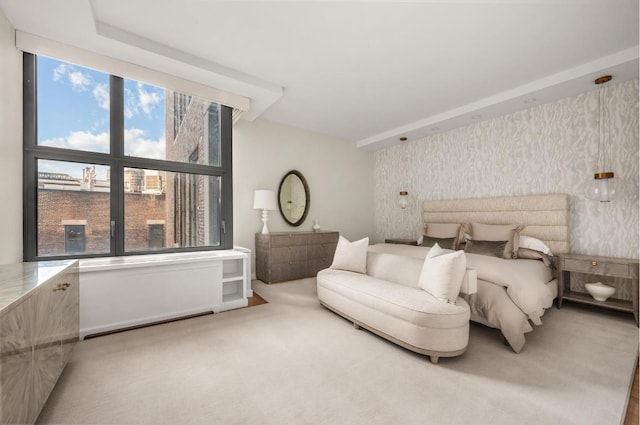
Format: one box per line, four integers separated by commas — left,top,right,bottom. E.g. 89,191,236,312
222,258,244,282
222,279,245,303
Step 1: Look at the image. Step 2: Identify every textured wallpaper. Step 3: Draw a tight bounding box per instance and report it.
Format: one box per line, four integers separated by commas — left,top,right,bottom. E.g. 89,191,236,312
374,79,639,261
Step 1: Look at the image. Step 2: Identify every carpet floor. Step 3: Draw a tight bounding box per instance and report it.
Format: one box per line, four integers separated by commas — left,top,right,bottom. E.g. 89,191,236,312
37,278,638,425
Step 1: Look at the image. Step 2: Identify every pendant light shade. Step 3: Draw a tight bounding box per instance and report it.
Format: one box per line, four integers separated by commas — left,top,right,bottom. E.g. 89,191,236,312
399,191,408,209
587,172,616,203
586,75,617,203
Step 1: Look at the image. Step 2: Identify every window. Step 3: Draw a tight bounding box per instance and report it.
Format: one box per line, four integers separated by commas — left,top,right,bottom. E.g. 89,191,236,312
148,223,165,250
65,225,86,254
23,54,233,261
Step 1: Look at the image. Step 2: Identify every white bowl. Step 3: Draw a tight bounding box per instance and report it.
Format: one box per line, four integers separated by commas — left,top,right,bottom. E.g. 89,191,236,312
584,282,615,302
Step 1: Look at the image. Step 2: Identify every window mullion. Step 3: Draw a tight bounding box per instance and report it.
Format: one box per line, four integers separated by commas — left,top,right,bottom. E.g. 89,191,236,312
110,76,125,256
23,53,38,261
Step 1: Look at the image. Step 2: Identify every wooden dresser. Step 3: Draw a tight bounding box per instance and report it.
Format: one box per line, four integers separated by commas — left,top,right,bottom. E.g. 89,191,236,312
255,231,339,283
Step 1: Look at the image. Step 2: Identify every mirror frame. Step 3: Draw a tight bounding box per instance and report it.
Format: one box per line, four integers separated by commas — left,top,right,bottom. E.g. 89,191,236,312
277,170,310,227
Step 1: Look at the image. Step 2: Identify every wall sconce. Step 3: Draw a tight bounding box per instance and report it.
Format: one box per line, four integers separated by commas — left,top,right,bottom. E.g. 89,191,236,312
399,191,408,209
253,190,277,234
586,75,617,203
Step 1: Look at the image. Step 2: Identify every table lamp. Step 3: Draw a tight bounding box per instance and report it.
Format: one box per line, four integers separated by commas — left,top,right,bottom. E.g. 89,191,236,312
253,190,277,234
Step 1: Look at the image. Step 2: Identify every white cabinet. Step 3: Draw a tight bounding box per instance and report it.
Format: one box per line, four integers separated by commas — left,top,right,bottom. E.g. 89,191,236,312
80,249,249,339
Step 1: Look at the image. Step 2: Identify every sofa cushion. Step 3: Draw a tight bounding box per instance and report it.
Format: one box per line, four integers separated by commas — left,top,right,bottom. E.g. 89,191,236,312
317,268,470,329
418,245,467,304
366,252,424,289
330,235,369,274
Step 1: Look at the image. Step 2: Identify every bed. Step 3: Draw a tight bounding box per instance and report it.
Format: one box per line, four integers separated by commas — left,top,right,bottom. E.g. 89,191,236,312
371,193,570,352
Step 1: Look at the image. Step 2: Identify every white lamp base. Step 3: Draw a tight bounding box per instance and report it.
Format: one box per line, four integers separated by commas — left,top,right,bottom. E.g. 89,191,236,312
261,209,270,234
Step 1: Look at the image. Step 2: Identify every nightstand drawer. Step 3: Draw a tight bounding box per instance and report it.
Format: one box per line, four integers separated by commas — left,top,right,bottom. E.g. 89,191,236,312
563,258,632,278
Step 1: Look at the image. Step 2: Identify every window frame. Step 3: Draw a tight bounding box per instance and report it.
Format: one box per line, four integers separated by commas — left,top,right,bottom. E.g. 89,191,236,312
23,53,234,261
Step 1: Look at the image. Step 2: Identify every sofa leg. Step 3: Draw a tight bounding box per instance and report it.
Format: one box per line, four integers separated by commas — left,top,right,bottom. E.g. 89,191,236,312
353,322,360,330
430,355,439,364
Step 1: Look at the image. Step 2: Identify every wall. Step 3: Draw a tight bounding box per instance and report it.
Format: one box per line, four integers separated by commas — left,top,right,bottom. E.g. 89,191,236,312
0,10,22,264
233,119,374,273
374,80,639,259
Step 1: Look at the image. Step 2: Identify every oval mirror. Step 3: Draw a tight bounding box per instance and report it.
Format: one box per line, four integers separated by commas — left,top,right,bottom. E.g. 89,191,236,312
278,170,310,226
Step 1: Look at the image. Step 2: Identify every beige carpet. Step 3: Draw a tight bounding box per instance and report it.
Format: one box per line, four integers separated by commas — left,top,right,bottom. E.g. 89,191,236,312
38,278,638,425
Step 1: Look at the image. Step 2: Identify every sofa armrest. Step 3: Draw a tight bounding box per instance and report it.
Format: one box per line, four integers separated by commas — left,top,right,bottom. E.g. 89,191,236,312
460,268,477,295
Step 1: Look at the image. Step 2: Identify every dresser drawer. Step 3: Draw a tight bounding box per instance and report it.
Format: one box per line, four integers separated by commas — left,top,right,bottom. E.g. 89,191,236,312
563,257,633,278
308,232,339,245
271,234,308,247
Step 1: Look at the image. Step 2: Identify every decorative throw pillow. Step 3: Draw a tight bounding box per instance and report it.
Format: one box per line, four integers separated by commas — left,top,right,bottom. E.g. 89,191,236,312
517,248,552,266
424,223,462,249
418,243,467,304
330,236,369,274
464,240,508,258
421,235,457,250
470,222,525,259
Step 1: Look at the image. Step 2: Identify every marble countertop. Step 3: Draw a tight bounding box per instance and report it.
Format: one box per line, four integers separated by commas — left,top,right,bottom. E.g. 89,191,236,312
0,260,77,313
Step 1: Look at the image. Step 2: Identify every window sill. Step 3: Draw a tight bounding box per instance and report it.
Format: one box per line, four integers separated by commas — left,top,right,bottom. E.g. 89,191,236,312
79,249,246,272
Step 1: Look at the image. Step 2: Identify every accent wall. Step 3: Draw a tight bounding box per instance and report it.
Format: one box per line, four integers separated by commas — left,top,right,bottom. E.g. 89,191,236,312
374,79,639,260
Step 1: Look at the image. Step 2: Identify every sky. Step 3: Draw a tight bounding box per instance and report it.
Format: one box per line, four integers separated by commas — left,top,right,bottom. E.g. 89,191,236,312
37,56,166,179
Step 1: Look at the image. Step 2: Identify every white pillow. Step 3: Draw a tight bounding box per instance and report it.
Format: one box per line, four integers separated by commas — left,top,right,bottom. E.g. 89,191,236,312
330,236,369,274
519,235,553,256
418,243,467,304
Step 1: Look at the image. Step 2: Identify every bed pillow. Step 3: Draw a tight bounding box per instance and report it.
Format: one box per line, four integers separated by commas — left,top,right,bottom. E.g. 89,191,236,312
470,222,525,259
423,223,462,249
517,248,552,266
330,236,369,274
418,243,466,304
518,235,553,256
464,240,508,258
421,235,457,250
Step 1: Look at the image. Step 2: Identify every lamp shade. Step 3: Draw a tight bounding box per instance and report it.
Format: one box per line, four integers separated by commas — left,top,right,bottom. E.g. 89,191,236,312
253,190,277,210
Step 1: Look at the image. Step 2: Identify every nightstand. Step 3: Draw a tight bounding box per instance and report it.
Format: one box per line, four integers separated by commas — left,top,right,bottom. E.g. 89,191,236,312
385,238,418,246
557,253,639,325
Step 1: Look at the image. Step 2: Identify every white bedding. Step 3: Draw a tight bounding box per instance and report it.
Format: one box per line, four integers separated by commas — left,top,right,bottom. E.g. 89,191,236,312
367,243,555,352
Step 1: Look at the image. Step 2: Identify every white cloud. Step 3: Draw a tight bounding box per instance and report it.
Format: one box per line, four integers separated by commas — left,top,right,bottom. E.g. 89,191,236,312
52,63,92,92
40,128,165,161
93,83,110,111
124,128,166,160
124,88,137,118
41,130,110,153
53,63,69,82
137,83,162,117
68,70,92,92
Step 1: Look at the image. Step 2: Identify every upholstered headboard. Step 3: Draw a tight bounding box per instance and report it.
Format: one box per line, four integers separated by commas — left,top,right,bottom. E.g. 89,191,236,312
422,194,570,254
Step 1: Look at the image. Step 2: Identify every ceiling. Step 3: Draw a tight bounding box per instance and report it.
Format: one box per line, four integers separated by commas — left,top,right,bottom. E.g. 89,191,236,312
1,0,638,150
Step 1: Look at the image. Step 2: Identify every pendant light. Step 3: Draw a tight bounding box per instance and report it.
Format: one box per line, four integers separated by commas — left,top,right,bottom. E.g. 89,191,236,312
586,75,617,202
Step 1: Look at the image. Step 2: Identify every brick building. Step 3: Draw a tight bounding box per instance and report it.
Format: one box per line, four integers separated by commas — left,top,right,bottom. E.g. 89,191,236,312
37,169,166,256
165,91,222,248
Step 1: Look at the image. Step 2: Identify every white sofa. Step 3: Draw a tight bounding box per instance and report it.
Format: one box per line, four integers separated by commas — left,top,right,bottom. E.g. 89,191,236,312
317,250,476,363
